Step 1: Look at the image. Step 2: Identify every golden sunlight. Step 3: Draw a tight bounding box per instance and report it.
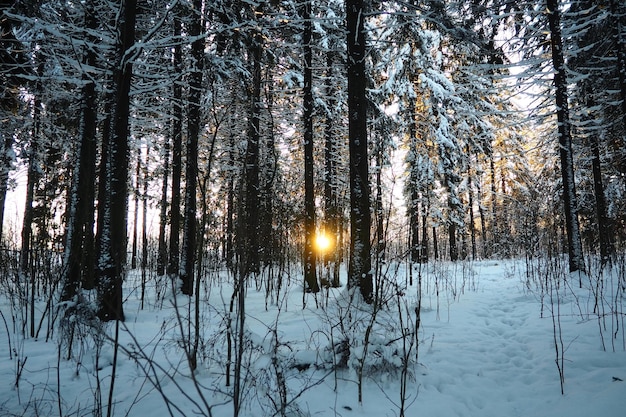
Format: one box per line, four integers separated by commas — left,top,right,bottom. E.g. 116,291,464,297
314,231,332,253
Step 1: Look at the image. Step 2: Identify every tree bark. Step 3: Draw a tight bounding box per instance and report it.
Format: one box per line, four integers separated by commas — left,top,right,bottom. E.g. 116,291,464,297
167,13,183,277
303,0,319,293
241,29,262,278
61,1,98,300
324,51,341,287
156,127,169,276
546,0,585,273
20,97,41,278
97,0,137,321
346,0,372,302
180,0,204,296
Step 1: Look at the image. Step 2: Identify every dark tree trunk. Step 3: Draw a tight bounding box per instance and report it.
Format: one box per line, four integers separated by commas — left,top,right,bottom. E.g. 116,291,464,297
586,87,613,262
407,98,420,263
589,131,613,263
610,0,626,131
0,12,24,240
489,155,497,255
448,222,458,262
226,129,235,270
167,14,183,277
260,66,277,267
324,52,340,287
61,2,98,300
346,0,372,303
180,0,204,296
374,146,385,261
467,151,477,260
0,133,13,241
131,155,140,269
156,127,169,276
97,0,137,322
546,0,585,273
241,30,262,278
20,97,41,277
302,0,318,293
477,176,487,259
420,204,429,262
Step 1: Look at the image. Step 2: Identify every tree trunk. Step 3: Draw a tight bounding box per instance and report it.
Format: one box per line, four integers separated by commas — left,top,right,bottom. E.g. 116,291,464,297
609,0,626,132
61,1,98,300
467,151,477,260
167,14,183,277
302,0,319,293
407,98,420,263
180,0,204,296
346,0,372,303
546,0,585,273
324,51,340,287
97,0,137,321
0,12,24,241
241,29,262,278
0,132,12,242
156,125,169,276
20,97,41,279
131,155,140,269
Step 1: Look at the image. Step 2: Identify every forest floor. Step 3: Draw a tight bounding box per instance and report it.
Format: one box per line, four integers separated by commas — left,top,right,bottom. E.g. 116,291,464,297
0,258,625,416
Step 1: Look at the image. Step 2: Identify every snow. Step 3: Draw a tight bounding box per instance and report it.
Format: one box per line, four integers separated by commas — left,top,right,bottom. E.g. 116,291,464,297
1,259,624,417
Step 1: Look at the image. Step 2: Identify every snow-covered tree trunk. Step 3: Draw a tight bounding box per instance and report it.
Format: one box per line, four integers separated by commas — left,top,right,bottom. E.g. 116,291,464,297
346,0,372,303
180,0,204,296
324,51,341,287
156,128,169,276
61,1,98,301
0,12,22,240
97,0,137,321
241,29,262,278
546,0,585,273
19,96,41,279
167,12,183,277
303,0,319,294
609,0,626,132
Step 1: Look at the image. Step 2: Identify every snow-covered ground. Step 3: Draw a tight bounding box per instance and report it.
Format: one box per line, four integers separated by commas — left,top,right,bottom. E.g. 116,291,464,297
1,259,624,416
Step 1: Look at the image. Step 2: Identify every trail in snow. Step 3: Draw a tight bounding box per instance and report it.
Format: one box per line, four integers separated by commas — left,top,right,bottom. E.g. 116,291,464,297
0,260,624,417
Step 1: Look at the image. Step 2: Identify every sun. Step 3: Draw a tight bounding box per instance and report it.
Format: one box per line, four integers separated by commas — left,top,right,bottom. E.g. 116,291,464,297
315,232,332,253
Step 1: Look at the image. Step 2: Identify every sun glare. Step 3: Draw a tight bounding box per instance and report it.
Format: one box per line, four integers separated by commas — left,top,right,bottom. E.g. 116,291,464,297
315,232,332,253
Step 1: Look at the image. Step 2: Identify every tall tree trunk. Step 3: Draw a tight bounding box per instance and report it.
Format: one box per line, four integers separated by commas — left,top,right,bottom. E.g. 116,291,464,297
0,11,23,241
489,155,497,255
0,132,13,242
167,14,183,277
420,202,429,262
241,30,262,278
61,1,98,300
97,0,137,321
20,97,41,281
586,86,613,262
346,0,372,303
467,150,477,260
477,176,487,259
180,0,204,296
589,130,613,263
546,0,585,273
302,0,318,293
407,98,420,263
131,155,140,269
156,126,169,276
226,128,235,270
260,66,277,268
610,0,626,132
324,51,340,287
